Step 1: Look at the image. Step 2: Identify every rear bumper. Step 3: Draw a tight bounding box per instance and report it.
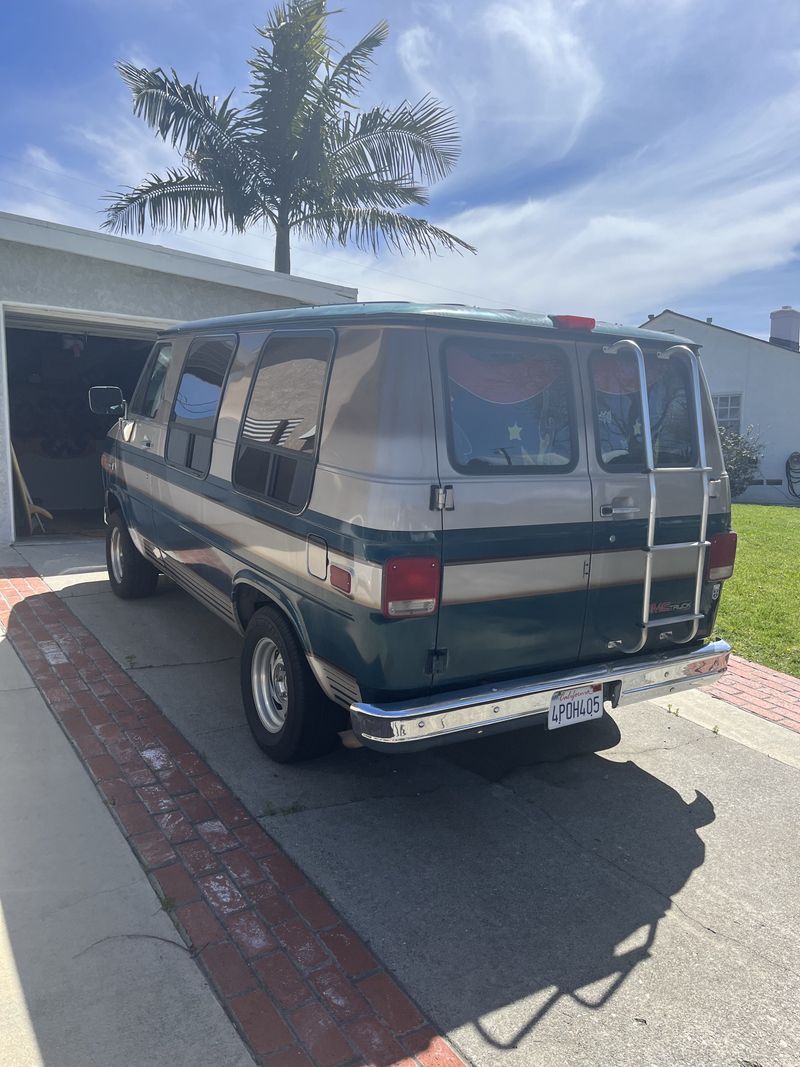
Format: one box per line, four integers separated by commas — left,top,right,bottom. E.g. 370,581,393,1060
349,639,731,752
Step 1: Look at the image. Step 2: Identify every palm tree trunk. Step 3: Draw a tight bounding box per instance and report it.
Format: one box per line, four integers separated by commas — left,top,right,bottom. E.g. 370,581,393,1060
274,219,291,274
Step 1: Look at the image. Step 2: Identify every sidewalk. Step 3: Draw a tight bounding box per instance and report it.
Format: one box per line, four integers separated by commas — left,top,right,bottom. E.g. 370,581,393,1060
0,628,253,1067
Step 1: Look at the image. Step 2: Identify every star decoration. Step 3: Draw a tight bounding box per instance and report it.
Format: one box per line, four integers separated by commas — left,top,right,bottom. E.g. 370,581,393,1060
508,423,523,440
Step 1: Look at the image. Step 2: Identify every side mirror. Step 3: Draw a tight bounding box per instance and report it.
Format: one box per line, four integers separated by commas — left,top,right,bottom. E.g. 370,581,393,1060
89,386,126,418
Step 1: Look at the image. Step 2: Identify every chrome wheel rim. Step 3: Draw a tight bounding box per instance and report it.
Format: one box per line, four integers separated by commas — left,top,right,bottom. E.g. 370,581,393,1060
251,638,289,733
109,526,124,584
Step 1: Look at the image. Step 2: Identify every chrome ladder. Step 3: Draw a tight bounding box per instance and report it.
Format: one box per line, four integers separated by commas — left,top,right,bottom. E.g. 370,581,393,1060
602,339,711,655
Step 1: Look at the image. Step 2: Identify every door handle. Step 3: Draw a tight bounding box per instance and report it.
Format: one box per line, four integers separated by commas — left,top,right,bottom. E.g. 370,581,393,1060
600,504,640,517
142,436,151,449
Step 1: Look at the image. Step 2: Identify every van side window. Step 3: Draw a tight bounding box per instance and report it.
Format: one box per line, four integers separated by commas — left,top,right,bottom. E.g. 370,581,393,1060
166,335,236,476
129,342,173,419
443,338,576,472
234,332,333,509
590,350,695,469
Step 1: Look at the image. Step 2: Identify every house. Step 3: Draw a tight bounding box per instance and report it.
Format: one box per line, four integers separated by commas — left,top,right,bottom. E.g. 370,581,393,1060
642,308,800,505
0,212,357,545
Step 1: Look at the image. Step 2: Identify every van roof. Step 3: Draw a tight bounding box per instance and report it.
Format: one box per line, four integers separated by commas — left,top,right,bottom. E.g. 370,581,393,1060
169,301,694,346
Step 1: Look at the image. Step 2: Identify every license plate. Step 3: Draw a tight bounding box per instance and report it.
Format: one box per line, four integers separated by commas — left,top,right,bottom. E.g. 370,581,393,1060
547,684,604,730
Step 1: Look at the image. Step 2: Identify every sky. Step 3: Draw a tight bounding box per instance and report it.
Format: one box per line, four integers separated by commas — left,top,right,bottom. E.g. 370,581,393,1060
2,0,800,336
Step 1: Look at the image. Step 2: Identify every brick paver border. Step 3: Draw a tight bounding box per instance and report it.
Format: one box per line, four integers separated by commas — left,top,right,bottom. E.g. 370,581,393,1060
0,567,465,1067
710,654,800,734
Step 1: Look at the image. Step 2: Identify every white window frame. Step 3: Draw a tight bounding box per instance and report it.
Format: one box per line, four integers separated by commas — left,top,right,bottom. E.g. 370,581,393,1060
712,393,742,433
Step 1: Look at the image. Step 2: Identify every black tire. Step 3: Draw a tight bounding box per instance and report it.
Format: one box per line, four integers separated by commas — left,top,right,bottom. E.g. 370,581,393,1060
241,607,344,763
106,512,159,599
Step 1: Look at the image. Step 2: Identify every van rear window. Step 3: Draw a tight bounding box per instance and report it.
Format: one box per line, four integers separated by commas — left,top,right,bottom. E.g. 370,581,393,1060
443,338,575,472
590,350,695,469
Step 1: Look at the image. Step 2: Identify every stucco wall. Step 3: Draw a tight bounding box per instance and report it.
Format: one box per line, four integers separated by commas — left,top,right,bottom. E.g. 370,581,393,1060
0,240,302,321
644,313,800,506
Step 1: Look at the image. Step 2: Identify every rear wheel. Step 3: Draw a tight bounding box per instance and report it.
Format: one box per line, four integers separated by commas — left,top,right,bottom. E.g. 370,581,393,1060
241,607,343,763
106,512,159,599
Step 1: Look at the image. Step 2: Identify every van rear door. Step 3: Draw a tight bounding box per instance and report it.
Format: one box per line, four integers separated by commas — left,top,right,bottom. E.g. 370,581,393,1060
428,326,592,690
578,337,713,662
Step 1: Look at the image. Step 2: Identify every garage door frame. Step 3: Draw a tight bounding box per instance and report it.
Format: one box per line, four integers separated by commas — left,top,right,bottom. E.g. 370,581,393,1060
1,301,177,545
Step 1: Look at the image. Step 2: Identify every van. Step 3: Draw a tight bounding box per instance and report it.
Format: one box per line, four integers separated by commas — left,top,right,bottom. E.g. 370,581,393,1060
89,303,735,762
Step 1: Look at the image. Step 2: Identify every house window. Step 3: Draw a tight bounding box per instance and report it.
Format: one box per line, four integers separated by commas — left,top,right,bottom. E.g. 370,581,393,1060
234,332,334,509
712,394,742,433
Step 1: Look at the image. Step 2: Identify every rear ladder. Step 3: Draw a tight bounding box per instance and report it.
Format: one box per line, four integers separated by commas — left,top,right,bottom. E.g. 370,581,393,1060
602,339,710,655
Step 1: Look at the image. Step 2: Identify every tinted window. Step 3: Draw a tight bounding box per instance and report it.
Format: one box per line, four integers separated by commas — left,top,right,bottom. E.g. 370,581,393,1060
173,336,234,434
130,342,172,419
443,338,575,471
590,350,695,469
167,335,236,475
234,333,332,509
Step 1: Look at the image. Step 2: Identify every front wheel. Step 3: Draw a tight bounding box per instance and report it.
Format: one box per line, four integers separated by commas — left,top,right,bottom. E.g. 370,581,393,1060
241,607,344,763
106,512,159,599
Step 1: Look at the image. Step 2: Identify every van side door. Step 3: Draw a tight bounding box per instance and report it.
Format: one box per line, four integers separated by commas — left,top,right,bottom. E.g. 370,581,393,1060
429,326,592,689
116,339,174,553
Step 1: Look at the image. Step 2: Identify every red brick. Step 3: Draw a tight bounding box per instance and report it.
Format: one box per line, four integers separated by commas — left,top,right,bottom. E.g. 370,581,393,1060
197,819,239,853
177,839,219,877
261,853,306,892
320,926,377,979
344,1016,407,1067
123,759,158,788
289,1002,354,1067
225,910,276,959
158,766,193,796
152,863,201,906
114,802,154,837
357,973,423,1035
72,731,106,759
249,882,295,925
199,872,247,915
131,830,176,868
402,1027,467,1067
223,848,266,888
137,784,177,814
200,941,256,998
289,886,339,931
213,795,252,829
236,822,279,858
179,793,215,824
175,900,226,948
195,773,232,801
99,777,137,808
228,990,293,1056
251,951,311,1010
262,1048,315,1067
155,810,196,844
86,755,121,782
175,751,211,777
140,745,173,772
310,966,370,1023
274,918,328,972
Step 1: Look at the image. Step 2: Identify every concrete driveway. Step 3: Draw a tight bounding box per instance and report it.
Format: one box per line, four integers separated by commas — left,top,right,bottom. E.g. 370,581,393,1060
16,537,800,1067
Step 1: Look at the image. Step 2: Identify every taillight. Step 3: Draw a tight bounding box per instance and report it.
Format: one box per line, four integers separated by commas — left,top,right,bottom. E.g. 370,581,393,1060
549,314,596,331
706,532,737,581
382,557,440,618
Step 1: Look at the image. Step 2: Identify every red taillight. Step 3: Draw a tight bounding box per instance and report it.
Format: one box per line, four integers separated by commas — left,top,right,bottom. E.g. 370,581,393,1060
382,557,440,618
550,314,596,331
706,532,737,582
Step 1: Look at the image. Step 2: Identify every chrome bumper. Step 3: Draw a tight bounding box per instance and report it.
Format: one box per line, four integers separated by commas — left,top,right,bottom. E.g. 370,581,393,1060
350,639,731,751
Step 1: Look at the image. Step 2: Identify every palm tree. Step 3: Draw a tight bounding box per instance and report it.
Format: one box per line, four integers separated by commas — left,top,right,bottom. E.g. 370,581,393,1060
103,0,475,274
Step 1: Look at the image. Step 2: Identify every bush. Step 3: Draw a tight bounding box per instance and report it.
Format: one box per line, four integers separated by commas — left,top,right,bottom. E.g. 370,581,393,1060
718,425,764,499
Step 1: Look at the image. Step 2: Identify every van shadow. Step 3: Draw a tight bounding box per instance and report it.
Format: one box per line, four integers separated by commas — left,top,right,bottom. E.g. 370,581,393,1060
359,721,716,1055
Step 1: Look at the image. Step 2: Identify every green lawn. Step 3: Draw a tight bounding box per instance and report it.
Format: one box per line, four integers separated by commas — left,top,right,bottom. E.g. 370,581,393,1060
714,503,800,678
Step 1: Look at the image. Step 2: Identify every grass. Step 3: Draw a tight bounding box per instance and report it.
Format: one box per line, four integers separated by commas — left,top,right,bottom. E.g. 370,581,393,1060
714,503,800,678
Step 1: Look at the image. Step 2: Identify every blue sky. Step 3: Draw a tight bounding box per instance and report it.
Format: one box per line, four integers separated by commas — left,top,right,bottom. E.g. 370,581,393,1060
2,0,800,336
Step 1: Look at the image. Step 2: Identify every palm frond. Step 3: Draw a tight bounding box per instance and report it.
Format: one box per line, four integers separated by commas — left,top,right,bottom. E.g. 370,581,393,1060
331,96,461,185
102,168,248,234
299,205,476,257
116,63,248,160
319,20,388,108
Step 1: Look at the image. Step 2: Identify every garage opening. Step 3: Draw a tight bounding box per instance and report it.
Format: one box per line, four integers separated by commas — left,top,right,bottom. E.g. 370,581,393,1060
6,324,153,536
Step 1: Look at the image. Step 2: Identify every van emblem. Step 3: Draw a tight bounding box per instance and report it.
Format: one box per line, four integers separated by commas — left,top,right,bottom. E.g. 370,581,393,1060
508,423,522,440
